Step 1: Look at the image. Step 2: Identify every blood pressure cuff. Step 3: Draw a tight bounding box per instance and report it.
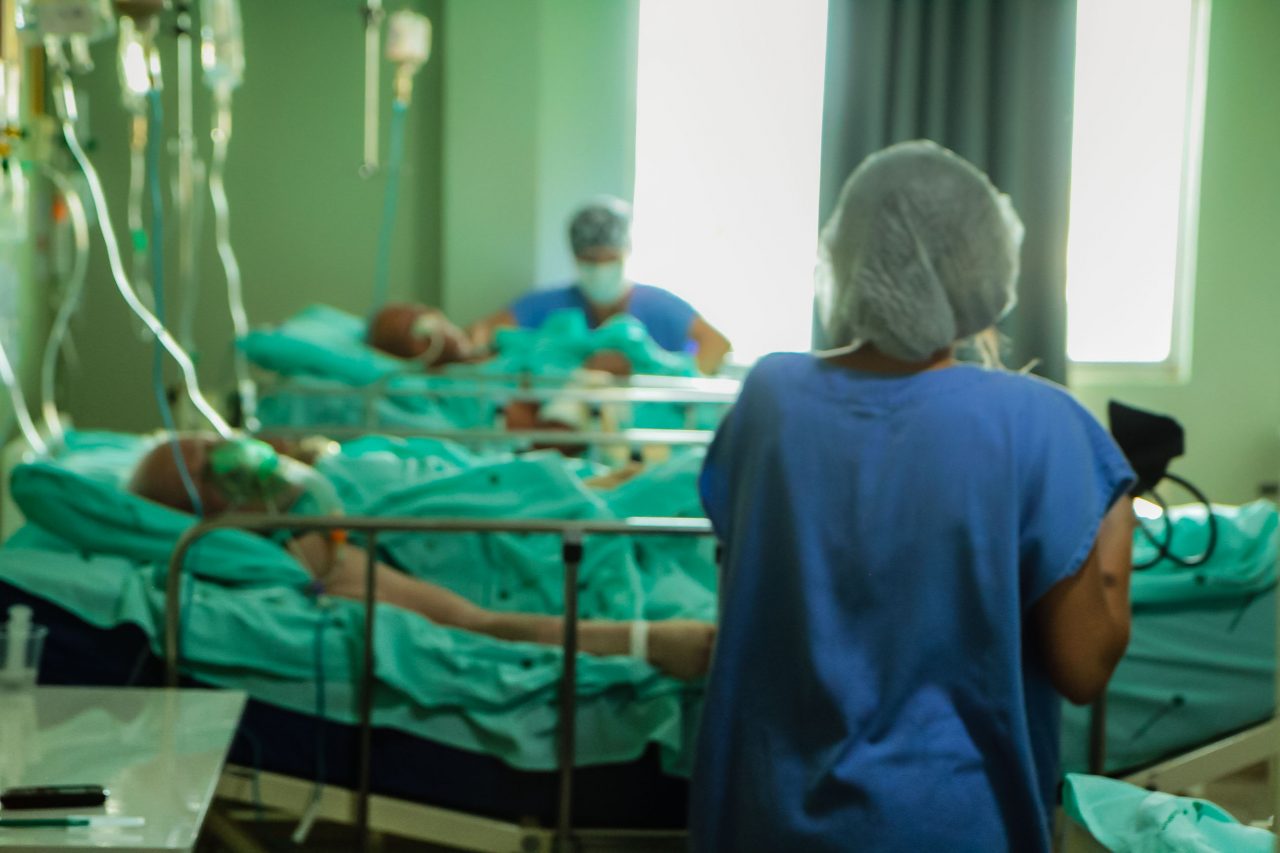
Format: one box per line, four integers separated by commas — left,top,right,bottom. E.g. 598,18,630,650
1108,401,1184,496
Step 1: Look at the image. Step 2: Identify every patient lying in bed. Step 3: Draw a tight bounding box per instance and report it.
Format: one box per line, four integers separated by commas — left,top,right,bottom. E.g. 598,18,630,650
366,303,476,368
368,302,636,436
128,436,714,680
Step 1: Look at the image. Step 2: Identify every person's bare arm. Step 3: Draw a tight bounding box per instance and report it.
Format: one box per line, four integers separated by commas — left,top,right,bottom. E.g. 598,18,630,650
687,316,732,374
466,308,517,355
1030,498,1136,705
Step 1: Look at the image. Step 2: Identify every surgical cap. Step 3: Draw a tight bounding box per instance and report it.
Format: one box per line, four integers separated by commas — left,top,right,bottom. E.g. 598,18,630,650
815,140,1024,361
568,197,632,256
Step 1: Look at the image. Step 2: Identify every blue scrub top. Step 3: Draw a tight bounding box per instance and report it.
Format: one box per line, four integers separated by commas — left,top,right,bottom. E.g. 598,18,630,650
694,354,1135,852
508,283,697,353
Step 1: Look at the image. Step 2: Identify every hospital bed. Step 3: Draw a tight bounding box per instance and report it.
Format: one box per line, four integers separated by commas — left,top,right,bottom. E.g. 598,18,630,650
240,304,740,439
1058,501,1280,833
0,431,717,852
167,513,713,852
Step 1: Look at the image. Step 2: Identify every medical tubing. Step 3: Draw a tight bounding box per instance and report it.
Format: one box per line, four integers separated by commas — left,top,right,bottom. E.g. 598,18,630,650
1134,490,1173,571
53,70,233,439
126,120,154,325
36,165,90,447
370,100,408,312
175,2,201,355
208,92,257,429
147,88,205,517
1134,473,1219,570
0,339,47,455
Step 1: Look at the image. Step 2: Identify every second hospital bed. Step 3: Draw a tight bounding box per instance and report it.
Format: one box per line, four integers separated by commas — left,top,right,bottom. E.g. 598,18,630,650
240,304,737,436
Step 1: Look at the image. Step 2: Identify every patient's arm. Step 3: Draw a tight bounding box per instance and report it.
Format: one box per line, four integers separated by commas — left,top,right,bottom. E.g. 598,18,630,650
289,533,714,681
466,308,517,355
687,316,732,374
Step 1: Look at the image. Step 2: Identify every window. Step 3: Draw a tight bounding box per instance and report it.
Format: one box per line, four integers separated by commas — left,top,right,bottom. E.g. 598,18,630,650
1066,0,1210,370
629,0,829,362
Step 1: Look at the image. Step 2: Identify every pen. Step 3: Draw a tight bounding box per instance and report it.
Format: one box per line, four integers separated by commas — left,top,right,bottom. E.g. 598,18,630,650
0,816,145,828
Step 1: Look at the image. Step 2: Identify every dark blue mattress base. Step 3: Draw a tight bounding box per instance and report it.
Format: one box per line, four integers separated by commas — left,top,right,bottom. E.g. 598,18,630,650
0,581,688,829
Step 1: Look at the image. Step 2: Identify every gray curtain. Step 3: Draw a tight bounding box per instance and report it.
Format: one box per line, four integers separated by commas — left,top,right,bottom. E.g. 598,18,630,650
817,0,1076,383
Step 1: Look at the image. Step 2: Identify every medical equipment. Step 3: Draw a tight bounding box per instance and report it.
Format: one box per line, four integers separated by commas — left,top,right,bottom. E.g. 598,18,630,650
0,0,26,242
386,10,430,104
172,0,204,362
208,436,343,515
201,0,256,430
0,603,41,687
41,24,232,438
15,0,114,71
36,165,89,448
370,11,431,311
116,1,164,330
358,0,383,178
0,338,44,455
1109,401,1219,569
1,604,29,678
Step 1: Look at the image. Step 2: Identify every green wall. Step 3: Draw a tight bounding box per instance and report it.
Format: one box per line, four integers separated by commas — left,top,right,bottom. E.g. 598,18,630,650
61,0,444,433
32,0,639,432
1070,0,1280,504
439,0,638,325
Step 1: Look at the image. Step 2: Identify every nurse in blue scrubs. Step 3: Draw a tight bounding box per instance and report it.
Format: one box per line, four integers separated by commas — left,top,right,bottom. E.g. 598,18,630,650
692,141,1138,852
467,197,733,374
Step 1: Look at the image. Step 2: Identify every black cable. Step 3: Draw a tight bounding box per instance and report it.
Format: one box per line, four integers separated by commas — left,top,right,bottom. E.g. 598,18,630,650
1160,473,1218,568
1132,472,1218,570
1134,489,1173,570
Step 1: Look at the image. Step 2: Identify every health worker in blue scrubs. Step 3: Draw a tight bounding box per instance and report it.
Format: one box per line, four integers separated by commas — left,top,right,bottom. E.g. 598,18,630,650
467,197,733,374
692,141,1138,852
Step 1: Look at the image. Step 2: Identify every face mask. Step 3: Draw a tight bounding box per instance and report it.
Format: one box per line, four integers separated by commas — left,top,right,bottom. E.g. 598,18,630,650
577,261,630,306
209,438,344,515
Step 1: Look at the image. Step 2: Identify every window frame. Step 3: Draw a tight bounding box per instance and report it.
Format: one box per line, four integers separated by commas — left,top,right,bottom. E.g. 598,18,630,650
1066,0,1212,386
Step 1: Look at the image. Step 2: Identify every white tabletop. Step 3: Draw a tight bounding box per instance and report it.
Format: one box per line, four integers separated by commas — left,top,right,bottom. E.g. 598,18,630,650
0,686,247,851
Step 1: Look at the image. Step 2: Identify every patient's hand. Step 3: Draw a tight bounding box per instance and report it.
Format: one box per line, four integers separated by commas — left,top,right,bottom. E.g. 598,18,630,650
584,462,644,491
583,350,633,377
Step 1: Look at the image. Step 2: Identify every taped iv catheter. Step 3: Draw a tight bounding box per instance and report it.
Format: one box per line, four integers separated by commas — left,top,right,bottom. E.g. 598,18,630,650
201,0,257,431
370,10,431,312
47,61,232,439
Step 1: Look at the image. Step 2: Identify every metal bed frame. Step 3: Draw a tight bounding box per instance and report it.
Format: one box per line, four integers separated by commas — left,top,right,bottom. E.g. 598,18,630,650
164,513,714,853
255,369,740,433
257,423,716,450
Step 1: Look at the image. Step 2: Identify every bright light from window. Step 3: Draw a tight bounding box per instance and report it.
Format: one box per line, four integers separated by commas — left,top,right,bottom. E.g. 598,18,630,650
1066,0,1207,364
629,0,828,362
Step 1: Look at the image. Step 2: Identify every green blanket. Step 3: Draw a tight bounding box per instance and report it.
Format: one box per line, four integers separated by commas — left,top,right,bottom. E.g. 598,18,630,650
1,432,713,774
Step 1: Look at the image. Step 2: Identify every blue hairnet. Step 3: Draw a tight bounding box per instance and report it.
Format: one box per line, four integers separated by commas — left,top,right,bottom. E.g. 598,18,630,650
568,196,632,256
815,140,1024,361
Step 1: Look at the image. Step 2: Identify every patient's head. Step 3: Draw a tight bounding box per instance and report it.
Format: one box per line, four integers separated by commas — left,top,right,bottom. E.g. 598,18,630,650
129,435,332,516
129,435,232,515
367,303,471,366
